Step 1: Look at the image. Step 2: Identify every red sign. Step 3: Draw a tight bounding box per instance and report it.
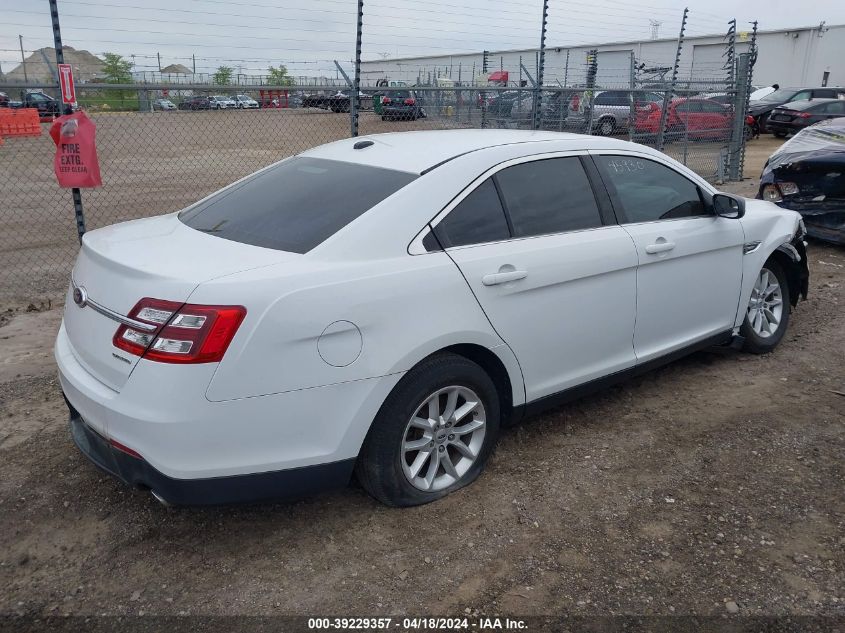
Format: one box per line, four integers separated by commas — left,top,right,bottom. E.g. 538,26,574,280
49,112,102,188
58,63,76,105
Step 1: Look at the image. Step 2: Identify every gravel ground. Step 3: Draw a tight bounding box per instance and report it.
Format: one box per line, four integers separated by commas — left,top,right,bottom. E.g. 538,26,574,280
0,135,843,622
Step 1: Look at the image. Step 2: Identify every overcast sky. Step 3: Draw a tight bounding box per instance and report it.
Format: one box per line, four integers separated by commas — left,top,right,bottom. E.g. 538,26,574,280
1,0,843,78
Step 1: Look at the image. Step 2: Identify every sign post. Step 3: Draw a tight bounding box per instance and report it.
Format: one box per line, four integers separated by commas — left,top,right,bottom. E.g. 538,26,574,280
49,0,87,243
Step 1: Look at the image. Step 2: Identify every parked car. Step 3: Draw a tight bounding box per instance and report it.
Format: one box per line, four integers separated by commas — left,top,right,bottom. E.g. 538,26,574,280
178,96,212,111
152,98,176,111
209,95,236,109
233,94,259,109
381,90,425,121
748,86,845,133
0,91,9,107
758,117,845,244
58,130,808,507
765,99,845,137
635,97,732,141
568,90,664,135
9,90,62,116
301,93,330,109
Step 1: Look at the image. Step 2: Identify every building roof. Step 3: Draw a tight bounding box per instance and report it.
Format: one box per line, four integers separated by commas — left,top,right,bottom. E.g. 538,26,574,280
365,23,845,65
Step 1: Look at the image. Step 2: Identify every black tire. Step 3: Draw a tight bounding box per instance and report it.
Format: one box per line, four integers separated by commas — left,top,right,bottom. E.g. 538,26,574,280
355,353,501,507
597,117,615,136
741,259,791,354
773,130,787,138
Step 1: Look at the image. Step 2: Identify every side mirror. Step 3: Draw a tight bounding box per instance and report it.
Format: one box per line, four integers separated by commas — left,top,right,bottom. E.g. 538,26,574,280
713,193,745,219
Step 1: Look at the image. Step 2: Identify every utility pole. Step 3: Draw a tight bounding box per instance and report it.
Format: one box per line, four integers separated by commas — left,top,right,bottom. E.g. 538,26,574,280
157,51,161,72
48,0,86,244
649,20,662,40
19,35,28,83
192,54,196,75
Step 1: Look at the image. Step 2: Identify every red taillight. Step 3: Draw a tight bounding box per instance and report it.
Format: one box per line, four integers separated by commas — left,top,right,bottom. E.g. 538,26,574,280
382,97,392,104
403,98,415,105
110,438,142,459
113,298,246,364
796,112,812,119
571,94,580,110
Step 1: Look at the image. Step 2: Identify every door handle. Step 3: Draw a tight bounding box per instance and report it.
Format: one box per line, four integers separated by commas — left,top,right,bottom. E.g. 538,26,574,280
482,270,528,286
645,241,676,254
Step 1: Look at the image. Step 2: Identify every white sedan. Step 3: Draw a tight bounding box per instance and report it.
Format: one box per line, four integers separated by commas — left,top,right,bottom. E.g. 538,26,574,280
56,130,809,507
233,94,259,109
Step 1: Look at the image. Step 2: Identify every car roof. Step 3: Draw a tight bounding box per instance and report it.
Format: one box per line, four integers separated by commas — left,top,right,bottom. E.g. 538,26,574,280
302,129,643,174
779,98,843,110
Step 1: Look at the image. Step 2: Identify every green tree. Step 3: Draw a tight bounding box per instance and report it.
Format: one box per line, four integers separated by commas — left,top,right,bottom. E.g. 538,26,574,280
101,52,133,83
267,64,293,86
213,66,233,85
98,52,135,110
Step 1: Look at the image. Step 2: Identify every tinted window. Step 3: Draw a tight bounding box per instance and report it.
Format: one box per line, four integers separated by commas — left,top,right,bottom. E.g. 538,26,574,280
813,89,837,98
495,158,602,237
180,157,416,253
822,101,845,114
596,156,707,223
594,92,615,106
435,179,510,248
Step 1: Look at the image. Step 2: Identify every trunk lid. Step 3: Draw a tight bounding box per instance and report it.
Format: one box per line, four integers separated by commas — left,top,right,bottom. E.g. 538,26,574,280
64,213,298,391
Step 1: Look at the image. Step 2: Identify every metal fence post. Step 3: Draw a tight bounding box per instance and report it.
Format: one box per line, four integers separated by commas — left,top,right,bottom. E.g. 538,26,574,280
728,53,751,181
351,0,363,137
657,7,687,151
49,0,86,244
481,50,489,129
533,0,549,130
584,49,597,134
628,52,636,142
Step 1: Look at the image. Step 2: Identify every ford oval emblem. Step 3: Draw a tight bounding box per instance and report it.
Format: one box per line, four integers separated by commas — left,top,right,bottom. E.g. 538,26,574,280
73,286,88,308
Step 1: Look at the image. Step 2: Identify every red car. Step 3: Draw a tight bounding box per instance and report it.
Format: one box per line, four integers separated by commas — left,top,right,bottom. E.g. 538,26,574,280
635,97,733,141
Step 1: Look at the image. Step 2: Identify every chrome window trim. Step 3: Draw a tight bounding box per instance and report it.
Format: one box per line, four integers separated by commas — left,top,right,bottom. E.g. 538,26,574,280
410,150,598,254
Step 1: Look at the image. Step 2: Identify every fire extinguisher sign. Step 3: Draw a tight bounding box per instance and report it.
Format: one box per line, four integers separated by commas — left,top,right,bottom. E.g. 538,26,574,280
58,63,76,105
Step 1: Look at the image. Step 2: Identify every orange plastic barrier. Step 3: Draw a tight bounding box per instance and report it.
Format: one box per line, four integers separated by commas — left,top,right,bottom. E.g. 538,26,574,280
0,108,43,137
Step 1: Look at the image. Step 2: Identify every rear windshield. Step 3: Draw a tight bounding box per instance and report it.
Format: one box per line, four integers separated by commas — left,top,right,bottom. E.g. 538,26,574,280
179,157,417,253
758,89,799,103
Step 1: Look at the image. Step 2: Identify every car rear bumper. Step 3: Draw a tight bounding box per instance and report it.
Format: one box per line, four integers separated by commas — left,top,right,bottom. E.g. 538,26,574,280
66,398,355,505
56,320,403,499
766,120,804,134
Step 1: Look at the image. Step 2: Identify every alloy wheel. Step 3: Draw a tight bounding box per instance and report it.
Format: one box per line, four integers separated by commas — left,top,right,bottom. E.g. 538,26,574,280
401,386,486,492
747,267,784,338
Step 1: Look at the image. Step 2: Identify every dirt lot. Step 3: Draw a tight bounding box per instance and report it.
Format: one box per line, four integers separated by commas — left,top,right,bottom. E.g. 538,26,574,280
0,134,843,622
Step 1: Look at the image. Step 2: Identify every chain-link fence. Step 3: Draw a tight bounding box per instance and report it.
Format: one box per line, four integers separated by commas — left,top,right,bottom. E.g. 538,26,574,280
0,2,756,303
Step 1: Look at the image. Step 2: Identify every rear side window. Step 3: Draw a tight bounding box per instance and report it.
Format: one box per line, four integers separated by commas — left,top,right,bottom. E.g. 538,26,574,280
434,179,510,248
180,157,416,253
821,101,845,114
495,157,602,237
595,156,707,223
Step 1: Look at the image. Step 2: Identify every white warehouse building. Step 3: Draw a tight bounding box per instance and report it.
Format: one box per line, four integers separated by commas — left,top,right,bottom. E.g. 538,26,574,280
359,23,845,89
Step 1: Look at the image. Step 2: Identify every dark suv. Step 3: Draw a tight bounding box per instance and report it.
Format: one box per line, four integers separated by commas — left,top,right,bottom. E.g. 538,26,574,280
748,86,845,133
178,96,212,111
